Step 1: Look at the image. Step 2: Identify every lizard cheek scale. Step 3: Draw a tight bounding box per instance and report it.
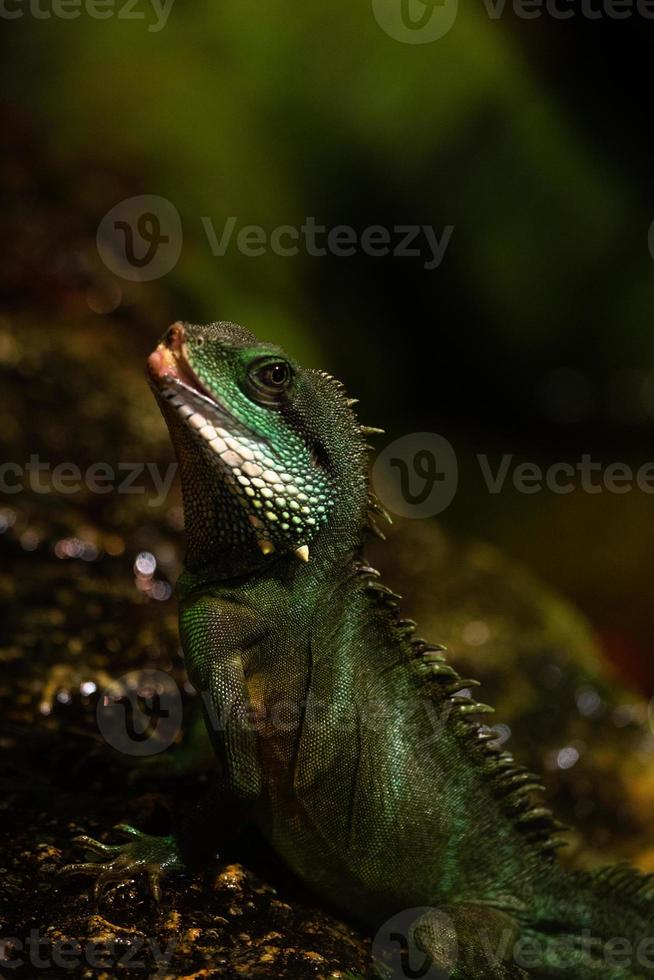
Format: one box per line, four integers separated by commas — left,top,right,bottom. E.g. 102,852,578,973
159,382,319,554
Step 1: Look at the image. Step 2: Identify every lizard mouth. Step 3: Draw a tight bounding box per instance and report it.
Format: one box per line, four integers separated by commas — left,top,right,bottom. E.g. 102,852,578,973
147,323,241,428
147,324,274,479
148,325,217,404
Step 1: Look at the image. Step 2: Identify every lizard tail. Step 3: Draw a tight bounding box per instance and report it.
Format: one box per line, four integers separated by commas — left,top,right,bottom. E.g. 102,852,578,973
519,864,654,978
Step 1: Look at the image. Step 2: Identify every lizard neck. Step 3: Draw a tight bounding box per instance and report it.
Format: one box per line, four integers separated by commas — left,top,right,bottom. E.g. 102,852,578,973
178,512,368,602
180,452,369,584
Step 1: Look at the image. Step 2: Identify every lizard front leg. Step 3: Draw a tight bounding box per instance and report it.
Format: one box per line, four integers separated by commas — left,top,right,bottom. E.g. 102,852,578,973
60,594,264,900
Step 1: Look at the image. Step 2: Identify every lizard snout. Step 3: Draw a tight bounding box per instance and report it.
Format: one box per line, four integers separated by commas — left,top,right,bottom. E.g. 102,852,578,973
165,321,185,351
147,321,185,381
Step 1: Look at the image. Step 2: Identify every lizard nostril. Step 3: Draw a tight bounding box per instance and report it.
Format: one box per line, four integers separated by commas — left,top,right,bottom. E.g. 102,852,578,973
166,322,185,349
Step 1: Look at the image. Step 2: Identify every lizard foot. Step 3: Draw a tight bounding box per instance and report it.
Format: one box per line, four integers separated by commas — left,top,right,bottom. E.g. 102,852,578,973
59,824,183,902
406,903,528,980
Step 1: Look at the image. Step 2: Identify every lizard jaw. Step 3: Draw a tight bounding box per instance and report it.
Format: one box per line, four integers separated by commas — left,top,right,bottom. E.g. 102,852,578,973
156,379,311,564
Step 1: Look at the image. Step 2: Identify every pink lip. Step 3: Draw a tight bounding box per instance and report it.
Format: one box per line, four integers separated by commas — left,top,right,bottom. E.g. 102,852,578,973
148,321,186,382
147,345,178,381
147,323,217,405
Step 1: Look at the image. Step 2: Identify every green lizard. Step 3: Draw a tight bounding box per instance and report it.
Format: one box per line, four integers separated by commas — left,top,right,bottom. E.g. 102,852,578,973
64,320,654,979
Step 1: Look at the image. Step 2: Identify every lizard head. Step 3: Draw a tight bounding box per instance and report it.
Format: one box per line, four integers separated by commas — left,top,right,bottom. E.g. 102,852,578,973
148,321,371,574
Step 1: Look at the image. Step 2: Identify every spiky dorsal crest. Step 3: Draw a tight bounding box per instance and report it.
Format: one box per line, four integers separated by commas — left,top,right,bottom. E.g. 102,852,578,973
354,560,568,859
315,369,346,392
591,863,654,903
366,491,392,541
351,416,390,540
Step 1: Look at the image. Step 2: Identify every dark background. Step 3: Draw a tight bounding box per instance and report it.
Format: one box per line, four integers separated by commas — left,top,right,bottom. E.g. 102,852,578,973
2,6,654,972
2,3,654,682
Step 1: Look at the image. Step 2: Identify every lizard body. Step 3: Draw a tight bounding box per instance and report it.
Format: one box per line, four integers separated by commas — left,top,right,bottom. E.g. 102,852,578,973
66,321,654,979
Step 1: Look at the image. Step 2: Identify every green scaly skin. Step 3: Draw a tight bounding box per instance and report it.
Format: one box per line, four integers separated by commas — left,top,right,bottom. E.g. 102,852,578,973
63,321,654,979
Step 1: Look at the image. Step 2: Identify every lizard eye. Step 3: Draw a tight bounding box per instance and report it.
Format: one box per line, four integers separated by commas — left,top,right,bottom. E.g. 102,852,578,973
248,359,293,402
264,362,290,387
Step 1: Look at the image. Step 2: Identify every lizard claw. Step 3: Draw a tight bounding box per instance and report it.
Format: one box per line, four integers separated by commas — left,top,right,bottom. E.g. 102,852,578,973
148,867,163,903
70,834,125,855
113,823,148,839
60,825,183,902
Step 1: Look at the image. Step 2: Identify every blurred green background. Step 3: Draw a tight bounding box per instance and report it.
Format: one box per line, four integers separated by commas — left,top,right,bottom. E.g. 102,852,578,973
2,0,654,688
